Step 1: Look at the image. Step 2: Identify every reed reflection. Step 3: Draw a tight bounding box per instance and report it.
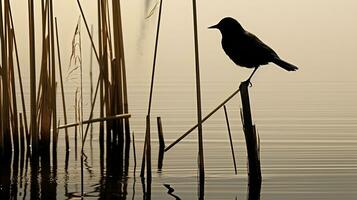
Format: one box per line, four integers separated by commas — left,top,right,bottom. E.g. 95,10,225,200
0,156,11,199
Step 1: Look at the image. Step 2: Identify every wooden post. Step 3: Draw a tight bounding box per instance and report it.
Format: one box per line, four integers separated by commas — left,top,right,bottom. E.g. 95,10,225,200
146,115,152,182
239,82,261,184
157,117,165,171
132,132,137,175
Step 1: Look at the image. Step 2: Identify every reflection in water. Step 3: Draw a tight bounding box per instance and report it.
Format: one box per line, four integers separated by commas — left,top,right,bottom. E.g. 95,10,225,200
0,138,253,200
248,178,262,200
0,156,11,199
40,151,56,199
30,155,39,200
164,184,182,200
11,153,19,199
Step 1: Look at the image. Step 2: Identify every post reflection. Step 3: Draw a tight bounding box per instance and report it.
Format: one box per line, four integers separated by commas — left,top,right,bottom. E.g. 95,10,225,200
247,178,261,200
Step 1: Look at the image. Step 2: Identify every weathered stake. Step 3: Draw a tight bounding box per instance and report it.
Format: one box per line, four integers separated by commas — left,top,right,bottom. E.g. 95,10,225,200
132,132,137,175
239,82,261,184
146,115,152,182
157,117,165,171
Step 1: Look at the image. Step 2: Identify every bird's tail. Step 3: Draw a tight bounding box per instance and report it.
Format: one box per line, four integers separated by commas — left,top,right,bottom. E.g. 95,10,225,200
272,58,298,71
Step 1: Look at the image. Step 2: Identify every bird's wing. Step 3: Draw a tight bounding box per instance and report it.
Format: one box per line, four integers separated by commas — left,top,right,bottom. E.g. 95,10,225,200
244,31,279,60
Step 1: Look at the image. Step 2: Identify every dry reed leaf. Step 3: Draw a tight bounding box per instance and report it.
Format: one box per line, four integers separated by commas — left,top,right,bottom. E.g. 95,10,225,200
146,1,159,19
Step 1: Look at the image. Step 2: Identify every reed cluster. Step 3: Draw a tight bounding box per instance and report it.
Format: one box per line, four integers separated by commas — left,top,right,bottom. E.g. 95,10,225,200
95,0,131,175
0,0,29,159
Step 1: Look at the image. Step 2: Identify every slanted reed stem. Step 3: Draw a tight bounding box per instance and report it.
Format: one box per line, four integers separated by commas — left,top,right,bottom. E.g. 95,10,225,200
165,87,241,152
55,18,69,151
223,105,237,175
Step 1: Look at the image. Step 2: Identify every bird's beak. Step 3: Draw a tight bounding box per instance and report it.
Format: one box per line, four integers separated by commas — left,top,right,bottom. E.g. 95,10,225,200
208,24,219,29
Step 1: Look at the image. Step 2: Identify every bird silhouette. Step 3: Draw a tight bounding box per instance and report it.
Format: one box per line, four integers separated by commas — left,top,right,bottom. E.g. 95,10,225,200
209,17,298,83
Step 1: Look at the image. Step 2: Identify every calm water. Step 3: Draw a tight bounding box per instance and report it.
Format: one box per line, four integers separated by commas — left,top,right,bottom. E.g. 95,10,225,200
3,0,357,199
2,81,356,199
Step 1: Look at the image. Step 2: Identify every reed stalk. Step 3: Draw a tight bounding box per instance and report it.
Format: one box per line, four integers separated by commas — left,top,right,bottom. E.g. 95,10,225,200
147,0,163,116
75,89,78,160
58,114,131,129
49,0,57,152
191,1,205,195
28,0,37,154
55,18,69,151
112,0,124,138
140,0,164,179
9,6,29,139
8,26,19,154
97,0,104,154
117,0,131,175
1,0,12,157
90,25,94,145
132,132,137,175
145,115,152,182
223,105,237,175
77,0,107,146
19,113,25,153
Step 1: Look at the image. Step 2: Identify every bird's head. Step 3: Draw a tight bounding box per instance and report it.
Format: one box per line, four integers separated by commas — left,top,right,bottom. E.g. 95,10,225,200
209,17,244,35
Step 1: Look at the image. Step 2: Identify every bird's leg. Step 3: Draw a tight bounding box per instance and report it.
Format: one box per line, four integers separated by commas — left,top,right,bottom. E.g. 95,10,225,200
244,67,258,87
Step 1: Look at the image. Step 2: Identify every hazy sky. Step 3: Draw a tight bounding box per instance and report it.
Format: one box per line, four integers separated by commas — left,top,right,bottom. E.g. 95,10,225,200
11,0,357,85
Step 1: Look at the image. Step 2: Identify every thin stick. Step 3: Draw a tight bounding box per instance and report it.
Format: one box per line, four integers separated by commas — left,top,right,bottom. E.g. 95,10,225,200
132,132,137,176
55,18,69,151
157,117,165,171
146,115,152,182
19,113,25,153
223,105,237,175
28,0,37,154
165,87,241,152
9,4,29,138
191,0,205,195
1,0,12,156
78,18,85,197
9,26,19,154
140,133,147,178
117,0,131,176
49,0,57,153
58,114,131,129
147,0,163,116
89,25,94,146
75,90,78,161
97,0,104,153
76,0,108,146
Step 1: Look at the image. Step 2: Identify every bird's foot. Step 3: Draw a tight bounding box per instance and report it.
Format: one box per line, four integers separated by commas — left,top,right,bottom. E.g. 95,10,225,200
243,79,253,87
